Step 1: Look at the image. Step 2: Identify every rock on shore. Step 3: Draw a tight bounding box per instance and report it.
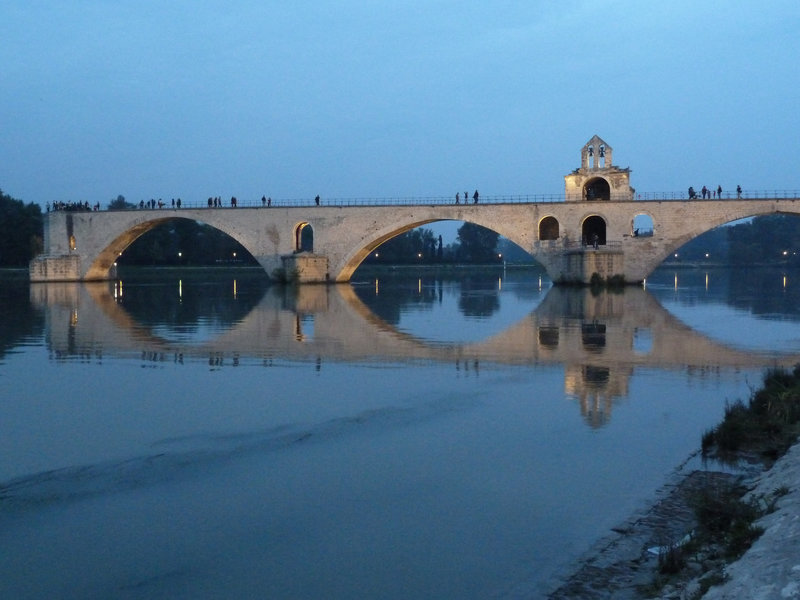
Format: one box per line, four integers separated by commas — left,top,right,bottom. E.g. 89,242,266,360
547,440,800,599
700,441,800,600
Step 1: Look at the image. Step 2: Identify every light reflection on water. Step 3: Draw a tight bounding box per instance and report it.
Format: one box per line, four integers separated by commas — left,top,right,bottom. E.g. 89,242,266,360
0,266,799,599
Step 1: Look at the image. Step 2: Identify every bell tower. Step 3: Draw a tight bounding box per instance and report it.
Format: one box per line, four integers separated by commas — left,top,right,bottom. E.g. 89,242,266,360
564,135,634,202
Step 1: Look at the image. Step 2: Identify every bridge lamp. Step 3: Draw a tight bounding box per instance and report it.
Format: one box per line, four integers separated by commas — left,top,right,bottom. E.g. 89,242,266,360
674,253,679,258
374,252,379,258
705,253,709,258
232,252,237,258
417,252,422,259
783,250,789,256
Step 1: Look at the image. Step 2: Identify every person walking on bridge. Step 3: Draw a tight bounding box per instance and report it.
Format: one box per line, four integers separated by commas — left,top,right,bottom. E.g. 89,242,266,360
473,189,479,204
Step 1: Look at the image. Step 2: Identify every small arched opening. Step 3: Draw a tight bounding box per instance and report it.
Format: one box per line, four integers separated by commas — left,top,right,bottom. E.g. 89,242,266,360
295,222,314,252
584,177,610,201
581,215,607,247
632,213,654,237
539,216,560,241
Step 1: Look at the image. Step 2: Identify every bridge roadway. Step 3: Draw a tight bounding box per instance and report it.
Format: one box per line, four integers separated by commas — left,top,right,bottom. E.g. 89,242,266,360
33,282,799,426
32,196,800,284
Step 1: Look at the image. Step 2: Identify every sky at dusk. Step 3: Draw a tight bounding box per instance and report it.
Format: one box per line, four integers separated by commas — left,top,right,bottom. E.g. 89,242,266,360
2,1,799,208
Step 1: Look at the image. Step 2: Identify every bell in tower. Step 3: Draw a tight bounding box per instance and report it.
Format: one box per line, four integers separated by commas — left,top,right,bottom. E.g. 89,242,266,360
565,135,634,202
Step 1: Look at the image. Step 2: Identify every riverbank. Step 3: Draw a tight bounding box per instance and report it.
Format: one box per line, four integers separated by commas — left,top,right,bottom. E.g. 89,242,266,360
546,367,800,599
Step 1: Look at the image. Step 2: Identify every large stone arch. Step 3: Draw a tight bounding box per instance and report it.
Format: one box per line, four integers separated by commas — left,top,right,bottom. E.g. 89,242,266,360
83,216,266,279
639,206,800,280
331,215,535,282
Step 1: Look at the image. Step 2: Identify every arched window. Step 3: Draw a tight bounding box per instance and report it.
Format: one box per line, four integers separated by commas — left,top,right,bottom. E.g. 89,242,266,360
295,223,313,252
632,214,654,237
584,177,610,201
539,216,559,240
581,215,607,247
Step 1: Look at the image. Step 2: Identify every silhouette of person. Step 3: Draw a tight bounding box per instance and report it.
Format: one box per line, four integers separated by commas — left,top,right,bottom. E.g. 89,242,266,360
455,192,460,204
473,189,479,204
717,185,722,199
737,185,742,198
315,195,320,206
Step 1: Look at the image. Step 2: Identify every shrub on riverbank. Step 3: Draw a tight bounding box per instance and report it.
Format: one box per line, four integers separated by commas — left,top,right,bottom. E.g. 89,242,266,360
702,365,800,461
644,367,800,597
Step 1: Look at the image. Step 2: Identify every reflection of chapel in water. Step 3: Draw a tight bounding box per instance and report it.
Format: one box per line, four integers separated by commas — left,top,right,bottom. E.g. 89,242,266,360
534,287,636,428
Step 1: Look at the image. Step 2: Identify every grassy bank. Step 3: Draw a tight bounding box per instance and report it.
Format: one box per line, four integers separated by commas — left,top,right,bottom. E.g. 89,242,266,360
647,366,800,597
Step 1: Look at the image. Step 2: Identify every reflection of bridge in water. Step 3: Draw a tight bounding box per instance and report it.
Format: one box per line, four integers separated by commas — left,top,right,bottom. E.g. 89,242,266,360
33,282,798,427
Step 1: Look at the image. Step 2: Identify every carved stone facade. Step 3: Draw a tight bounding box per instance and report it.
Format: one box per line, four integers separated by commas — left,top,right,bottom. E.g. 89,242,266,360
564,135,635,202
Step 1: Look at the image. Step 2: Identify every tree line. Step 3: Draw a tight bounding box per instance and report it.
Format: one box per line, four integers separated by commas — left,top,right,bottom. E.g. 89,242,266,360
0,189,43,267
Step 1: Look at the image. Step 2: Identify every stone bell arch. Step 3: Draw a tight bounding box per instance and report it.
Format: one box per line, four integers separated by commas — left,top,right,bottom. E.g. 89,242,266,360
564,135,635,202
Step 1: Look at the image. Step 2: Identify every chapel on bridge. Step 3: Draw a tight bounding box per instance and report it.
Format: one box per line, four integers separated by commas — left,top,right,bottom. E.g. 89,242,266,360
564,135,635,202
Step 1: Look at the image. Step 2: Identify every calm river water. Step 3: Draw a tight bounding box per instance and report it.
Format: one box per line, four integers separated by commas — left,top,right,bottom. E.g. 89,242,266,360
1,265,799,599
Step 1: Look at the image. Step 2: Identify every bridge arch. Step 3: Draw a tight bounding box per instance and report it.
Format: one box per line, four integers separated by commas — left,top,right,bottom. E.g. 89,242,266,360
640,205,800,279
333,215,536,281
84,216,263,278
539,216,560,240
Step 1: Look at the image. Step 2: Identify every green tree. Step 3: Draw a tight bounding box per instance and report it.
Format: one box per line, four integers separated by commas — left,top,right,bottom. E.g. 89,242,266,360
116,219,257,266
0,189,43,266
727,215,800,266
455,222,500,263
108,194,135,210
368,227,437,264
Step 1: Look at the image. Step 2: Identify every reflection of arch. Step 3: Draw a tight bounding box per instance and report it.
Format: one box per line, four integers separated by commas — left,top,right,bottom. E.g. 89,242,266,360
295,222,314,252
538,326,559,348
539,216,559,241
581,322,606,350
632,213,654,237
581,215,607,246
584,177,610,201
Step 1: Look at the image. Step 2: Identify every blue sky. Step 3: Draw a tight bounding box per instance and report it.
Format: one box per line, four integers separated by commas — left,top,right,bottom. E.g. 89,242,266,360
2,1,798,209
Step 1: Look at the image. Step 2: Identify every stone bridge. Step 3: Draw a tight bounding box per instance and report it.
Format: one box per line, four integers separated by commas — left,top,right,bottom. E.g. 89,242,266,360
30,197,800,284
29,136,800,284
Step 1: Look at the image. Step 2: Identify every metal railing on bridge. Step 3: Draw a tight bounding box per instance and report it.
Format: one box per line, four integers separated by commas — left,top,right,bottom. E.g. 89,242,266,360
51,189,800,212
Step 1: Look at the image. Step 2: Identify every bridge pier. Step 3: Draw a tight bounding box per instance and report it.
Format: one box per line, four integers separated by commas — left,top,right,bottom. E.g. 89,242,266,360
30,254,117,283
279,253,330,283
562,247,626,284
